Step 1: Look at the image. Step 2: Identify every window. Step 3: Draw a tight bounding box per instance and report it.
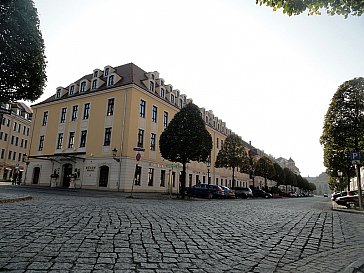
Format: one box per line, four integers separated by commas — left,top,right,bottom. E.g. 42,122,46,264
17,124,21,133
104,68,109,76
134,165,142,186
0,149,4,159
71,105,78,121
22,126,26,135
93,71,98,78
137,129,144,148
108,75,114,86
57,133,63,149
150,133,156,151
171,94,175,104
15,137,18,146
60,108,67,123
91,79,97,90
69,85,75,95
83,103,90,119
68,132,75,149
104,127,112,146
80,81,86,92
26,128,29,136
6,119,10,127
160,88,165,98
172,172,176,187
80,130,87,147
18,153,21,162
56,89,61,98
24,140,27,148
160,170,166,187
4,133,7,141
13,122,17,131
8,151,12,160
0,132,3,140
149,81,154,92
179,98,183,108
217,137,219,149
163,111,168,128
11,136,14,145
42,111,48,126
148,168,154,186
140,99,146,118
38,136,44,151
152,106,157,123
107,98,114,116
12,152,16,161
20,139,23,148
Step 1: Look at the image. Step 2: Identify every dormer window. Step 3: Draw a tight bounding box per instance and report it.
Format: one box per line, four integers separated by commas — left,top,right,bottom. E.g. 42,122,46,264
69,85,75,95
176,90,180,97
152,74,155,80
94,71,98,78
161,80,164,86
56,89,61,98
170,94,175,104
160,88,165,98
108,75,114,86
80,82,86,92
104,68,109,76
179,98,183,108
92,79,97,90
149,81,154,92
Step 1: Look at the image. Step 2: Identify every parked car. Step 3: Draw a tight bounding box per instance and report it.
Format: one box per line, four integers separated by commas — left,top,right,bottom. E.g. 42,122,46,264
323,193,328,197
220,186,236,199
332,190,357,201
233,187,253,199
186,184,225,199
252,189,272,199
335,194,363,208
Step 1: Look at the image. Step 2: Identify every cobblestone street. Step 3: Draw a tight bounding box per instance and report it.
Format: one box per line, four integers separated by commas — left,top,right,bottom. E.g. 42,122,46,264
0,186,363,273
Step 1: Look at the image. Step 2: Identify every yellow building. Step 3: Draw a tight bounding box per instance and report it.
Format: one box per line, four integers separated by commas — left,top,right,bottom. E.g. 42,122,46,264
0,102,32,182
26,63,250,192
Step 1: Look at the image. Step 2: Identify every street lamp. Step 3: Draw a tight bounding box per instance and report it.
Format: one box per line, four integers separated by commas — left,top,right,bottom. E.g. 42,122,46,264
338,171,343,192
112,148,120,162
207,159,211,184
23,154,30,185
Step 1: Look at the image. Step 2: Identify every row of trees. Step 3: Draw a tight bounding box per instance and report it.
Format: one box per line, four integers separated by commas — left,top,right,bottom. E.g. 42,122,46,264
159,103,315,198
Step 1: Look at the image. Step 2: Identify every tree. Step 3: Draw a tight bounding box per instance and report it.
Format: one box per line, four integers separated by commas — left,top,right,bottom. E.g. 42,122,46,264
215,134,248,188
0,0,47,104
320,78,364,191
255,156,275,190
283,167,296,192
256,0,364,17
273,162,285,187
240,149,258,188
159,103,212,198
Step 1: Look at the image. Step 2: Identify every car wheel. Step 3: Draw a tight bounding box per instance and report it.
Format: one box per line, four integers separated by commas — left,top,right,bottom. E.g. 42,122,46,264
208,193,213,199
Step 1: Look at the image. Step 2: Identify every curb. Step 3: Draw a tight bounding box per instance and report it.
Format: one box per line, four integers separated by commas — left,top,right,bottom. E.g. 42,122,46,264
0,195,32,204
343,257,364,273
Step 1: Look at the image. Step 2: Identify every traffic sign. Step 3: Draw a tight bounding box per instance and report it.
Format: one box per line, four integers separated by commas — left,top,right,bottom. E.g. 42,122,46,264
351,152,361,164
136,152,141,161
133,147,145,152
166,164,179,168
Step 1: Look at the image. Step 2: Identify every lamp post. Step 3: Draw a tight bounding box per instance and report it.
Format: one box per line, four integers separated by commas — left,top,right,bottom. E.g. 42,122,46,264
338,171,343,192
23,154,30,185
207,160,211,185
112,148,121,191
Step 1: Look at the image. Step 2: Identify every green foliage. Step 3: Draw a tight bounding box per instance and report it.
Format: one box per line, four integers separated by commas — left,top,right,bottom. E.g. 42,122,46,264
256,0,364,17
0,0,47,104
255,156,275,188
273,162,285,186
283,167,296,187
159,103,212,197
320,78,364,188
215,134,248,187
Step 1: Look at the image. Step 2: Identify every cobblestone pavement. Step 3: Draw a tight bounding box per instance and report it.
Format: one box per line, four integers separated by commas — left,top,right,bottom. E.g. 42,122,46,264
0,186,363,273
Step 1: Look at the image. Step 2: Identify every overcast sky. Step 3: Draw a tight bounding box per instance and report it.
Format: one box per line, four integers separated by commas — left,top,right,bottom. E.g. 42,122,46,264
32,0,364,177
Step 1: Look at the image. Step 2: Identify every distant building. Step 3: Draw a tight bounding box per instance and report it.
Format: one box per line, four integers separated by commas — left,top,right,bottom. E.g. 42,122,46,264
305,172,330,195
0,102,32,182
276,157,300,175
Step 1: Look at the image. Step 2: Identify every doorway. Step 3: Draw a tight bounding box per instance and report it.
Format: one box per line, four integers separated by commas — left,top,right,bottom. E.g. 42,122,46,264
62,163,73,188
99,165,109,187
32,167,40,184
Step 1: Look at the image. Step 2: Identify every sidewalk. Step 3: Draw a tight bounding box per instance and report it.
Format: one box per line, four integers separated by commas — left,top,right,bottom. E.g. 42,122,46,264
331,201,364,214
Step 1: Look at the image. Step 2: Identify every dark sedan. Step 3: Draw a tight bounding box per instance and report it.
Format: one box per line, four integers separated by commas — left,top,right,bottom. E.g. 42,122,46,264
187,184,225,199
252,189,272,199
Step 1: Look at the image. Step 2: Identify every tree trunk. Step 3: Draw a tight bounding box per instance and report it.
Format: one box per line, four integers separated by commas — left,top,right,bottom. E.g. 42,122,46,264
232,167,235,188
181,162,187,199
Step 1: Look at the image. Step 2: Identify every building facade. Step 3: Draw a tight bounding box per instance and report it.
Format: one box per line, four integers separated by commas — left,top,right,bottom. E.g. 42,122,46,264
26,63,251,192
0,102,32,182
